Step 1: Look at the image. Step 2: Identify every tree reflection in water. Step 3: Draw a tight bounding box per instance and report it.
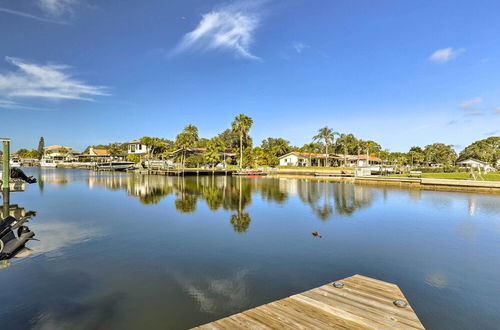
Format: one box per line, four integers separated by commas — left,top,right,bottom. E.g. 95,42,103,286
298,179,374,219
230,177,252,233
87,174,375,230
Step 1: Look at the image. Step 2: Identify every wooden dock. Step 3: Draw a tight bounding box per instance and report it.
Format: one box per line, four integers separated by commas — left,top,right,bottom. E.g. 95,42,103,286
192,275,424,329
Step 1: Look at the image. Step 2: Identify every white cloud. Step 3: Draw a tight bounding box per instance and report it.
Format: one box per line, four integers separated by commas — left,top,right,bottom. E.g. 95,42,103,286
0,7,68,24
37,0,77,17
459,97,482,110
293,42,310,54
429,47,465,63
173,2,261,59
0,56,109,101
0,99,24,109
0,99,39,110
495,108,500,114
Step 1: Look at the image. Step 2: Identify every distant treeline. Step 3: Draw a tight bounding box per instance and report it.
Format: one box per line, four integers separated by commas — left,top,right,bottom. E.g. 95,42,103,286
10,114,500,168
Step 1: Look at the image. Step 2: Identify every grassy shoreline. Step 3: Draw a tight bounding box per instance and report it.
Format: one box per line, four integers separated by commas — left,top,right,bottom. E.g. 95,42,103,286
390,172,500,181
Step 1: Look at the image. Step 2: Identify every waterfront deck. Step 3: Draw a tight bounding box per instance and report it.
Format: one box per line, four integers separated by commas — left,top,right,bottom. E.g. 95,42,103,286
193,274,424,329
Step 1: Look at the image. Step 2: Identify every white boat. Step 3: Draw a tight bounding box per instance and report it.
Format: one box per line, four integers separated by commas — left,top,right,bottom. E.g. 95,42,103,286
95,161,135,171
40,158,57,168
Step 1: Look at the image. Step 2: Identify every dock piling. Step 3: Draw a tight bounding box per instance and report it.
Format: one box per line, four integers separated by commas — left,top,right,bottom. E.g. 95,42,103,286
1,138,10,217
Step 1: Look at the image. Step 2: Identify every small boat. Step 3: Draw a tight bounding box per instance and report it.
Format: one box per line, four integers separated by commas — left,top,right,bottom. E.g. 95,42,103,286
233,170,268,176
96,161,135,171
40,158,57,168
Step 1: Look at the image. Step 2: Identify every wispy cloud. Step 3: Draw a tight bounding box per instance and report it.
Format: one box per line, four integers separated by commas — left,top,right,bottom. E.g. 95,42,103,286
0,99,36,110
429,47,465,63
459,97,482,110
495,107,500,114
37,0,77,17
0,57,109,101
293,42,310,54
485,130,499,136
173,2,263,59
0,7,68,24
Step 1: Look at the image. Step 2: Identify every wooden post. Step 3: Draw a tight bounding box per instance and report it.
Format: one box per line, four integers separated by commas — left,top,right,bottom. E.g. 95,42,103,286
1,138,10,218
2,138,10,190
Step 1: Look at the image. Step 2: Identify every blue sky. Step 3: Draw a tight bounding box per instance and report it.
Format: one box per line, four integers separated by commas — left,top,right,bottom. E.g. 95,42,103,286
0,0,499,152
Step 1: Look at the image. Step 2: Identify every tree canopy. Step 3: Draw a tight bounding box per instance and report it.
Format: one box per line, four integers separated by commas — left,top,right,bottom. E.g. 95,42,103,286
458,136,499,164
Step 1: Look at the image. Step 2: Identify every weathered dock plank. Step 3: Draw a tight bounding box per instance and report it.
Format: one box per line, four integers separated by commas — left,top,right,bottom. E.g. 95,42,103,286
192,274,424,329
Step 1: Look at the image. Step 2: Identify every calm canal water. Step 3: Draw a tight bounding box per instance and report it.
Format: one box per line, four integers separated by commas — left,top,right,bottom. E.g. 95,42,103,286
1,168,499,329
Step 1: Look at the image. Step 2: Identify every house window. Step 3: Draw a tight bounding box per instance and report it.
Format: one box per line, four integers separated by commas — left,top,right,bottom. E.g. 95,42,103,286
131,145,136,152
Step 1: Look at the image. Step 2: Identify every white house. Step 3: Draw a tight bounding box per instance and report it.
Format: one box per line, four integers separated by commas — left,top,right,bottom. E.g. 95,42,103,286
278,152,382,167
44,145,79,162
457,158,495,172
279,152,326,167
126,140,148,155
356,155,382,167
278,152,346,167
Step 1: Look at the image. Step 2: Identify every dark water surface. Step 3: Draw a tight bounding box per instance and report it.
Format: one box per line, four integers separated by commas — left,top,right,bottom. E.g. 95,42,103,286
1,168,499,329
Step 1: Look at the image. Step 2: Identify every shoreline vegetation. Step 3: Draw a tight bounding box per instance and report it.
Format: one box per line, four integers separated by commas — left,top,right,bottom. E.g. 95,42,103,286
7,114,499,179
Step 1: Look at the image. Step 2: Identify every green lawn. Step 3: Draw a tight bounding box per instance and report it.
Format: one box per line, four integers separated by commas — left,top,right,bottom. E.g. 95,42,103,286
391,172,500,181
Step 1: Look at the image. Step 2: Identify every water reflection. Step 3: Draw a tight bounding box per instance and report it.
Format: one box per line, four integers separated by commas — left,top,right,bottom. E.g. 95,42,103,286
176,269,250,313
84,175,379,231
5,169,500,329
296,180,374,219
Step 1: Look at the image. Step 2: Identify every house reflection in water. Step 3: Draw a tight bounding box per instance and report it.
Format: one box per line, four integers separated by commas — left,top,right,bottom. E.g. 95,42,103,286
296,180,375,219
0,192,37,268
86,174,377,231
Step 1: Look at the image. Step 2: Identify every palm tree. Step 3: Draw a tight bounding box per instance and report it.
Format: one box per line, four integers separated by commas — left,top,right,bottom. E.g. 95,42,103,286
313,127,339,167
231,114,253,170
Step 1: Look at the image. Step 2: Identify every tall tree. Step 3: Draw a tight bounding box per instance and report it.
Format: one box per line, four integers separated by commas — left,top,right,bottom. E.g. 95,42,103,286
175,125,199,168
203,137,225,167
408,146,425,166
313,127,339,167
140,137,170,160
424,143,457,166
231,114,253,170
37,136,45,159
261,137,291,158
108,143,123,159
458,136,500,164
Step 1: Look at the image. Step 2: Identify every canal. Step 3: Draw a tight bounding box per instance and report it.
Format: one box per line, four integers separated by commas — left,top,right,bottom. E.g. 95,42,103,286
1,168,499,329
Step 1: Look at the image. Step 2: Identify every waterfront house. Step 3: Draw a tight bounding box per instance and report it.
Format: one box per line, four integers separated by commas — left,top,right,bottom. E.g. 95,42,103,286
44,145,77,162
79,147,113,163
279,152,336,167
355,155,382,167
457,158,495,172
126,140,148,155
278,152,373,167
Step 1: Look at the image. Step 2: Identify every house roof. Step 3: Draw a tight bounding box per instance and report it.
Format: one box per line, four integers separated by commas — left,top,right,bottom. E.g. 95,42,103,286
354,155,382,162
45,145,72,151
126,140,141,144
457,158,489,165
279,152,362,160
92,148,109,156
279,152,328,159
